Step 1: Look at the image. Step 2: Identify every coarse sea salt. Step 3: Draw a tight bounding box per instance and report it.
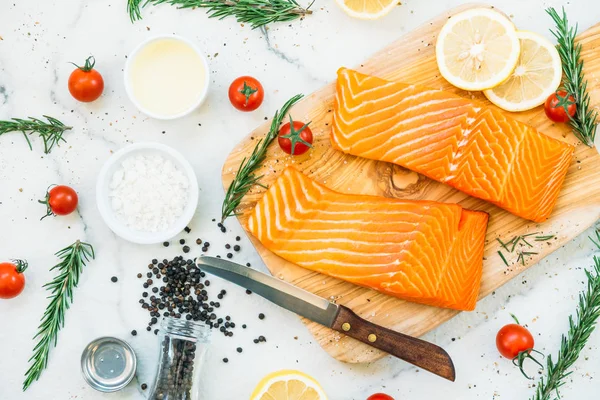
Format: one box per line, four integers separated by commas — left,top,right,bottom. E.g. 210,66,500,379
109,154,189,232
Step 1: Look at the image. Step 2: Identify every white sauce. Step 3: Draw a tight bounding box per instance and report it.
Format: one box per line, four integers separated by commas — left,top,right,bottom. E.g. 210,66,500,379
129,38,206,117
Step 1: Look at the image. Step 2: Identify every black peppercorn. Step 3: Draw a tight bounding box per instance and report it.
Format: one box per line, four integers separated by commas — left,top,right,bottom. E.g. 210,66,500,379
131,330,137,336
163,242,170,247
141,383,147,390
111,276,118,283
258,313,265,320
183,246,190,253
236,347,243,353
223,358,228,363
184,226,191,233
180,239,186,245
226,253,233,259
233,245,240,252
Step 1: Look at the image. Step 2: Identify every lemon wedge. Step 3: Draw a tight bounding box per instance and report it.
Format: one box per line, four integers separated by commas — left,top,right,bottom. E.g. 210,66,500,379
334,0,398,20
436,8,521,91
250,370,328,400
483,31,562,112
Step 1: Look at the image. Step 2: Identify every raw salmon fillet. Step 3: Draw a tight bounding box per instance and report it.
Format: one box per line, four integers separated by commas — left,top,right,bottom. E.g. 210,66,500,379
247,167,489,311
331,68,574,222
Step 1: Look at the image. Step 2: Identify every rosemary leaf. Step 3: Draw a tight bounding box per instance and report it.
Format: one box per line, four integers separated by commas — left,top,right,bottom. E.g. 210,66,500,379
547,7,598,147
129,0,314,28
498,250,509,267
23,241,95,391
221,94,303,221
0,116,71,154
530,233,600,400
535,235,556,242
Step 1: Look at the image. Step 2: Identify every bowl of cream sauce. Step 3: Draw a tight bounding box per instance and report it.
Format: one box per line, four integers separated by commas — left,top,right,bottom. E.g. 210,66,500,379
124,35,210,119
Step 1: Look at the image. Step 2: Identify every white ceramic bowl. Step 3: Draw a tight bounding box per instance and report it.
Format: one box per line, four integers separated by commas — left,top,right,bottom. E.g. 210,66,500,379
96,143,199,244
124,34,210,120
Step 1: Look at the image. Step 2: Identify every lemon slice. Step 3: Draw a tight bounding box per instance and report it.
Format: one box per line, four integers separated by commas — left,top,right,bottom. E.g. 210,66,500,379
334,0,398,20
483,31,562,112
250,370,328,400
436,8,521,91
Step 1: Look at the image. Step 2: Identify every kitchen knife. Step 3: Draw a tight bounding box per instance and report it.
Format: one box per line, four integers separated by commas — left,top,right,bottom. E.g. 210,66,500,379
196,256,456,381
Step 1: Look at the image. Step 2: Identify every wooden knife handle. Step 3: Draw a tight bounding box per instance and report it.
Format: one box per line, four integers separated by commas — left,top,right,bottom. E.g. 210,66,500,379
332,305,456,381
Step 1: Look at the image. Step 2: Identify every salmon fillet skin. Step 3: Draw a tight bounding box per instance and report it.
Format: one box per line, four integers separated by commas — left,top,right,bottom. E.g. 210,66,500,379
331,68,575,222
247,167,489,311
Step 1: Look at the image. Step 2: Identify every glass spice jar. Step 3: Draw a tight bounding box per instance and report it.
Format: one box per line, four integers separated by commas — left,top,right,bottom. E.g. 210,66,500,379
148,317,211,400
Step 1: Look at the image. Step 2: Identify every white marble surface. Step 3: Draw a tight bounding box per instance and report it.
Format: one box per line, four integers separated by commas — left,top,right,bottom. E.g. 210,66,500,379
1,0,599,399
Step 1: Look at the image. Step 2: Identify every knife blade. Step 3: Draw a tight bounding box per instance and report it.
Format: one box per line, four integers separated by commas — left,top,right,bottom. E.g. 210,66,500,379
197,256,456,381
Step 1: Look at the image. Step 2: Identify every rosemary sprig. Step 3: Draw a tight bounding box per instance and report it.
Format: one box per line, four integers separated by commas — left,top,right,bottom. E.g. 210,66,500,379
0,116,71,154
128,0,314,28
23,241,95,391
221,94,302,221
547,7,598,147
530,233,600,400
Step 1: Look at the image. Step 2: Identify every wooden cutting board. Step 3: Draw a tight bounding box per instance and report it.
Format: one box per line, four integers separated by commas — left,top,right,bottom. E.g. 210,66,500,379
222,4,600,363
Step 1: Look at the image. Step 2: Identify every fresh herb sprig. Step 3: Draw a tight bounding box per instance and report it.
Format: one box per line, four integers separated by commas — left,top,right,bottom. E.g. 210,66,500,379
221,94,303,221
23,241,95,391
530,232,600,400
547,7,598,147
0,116,71,154
128,0,314,28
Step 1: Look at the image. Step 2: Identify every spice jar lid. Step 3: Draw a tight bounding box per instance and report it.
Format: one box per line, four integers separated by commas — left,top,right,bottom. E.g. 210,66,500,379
81,337,137,392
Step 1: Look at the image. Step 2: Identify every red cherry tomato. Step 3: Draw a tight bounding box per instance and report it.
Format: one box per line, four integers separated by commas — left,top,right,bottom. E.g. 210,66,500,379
496,323,534,359
0,260,27,299
228,76,264,112
68,56,104,102
367,394,395,400
39,185,78,220
278,117,313,156
496,315,543,379
544,90,576,123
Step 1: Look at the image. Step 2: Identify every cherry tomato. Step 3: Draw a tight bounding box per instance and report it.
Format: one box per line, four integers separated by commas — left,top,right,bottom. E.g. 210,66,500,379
496,315,543,379
0,260,27,299
228,76,264,112
496,323,534,359
544,90,576,123
278,117,313,156
367,394,395,400
68,56,104,102
39,185,78,220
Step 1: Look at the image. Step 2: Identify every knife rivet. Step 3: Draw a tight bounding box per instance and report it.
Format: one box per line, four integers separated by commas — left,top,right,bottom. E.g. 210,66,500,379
342,322,351,331
368,334,377,343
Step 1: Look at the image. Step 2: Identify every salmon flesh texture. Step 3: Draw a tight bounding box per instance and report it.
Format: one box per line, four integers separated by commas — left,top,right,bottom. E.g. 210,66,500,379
247,167,489,311
331,68,574,222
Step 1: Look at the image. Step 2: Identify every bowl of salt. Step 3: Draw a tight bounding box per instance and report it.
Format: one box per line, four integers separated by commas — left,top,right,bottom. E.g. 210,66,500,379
96,142,199,244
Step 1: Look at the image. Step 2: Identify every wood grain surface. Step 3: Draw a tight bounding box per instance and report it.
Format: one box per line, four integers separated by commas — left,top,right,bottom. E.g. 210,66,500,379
222,4,600,363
